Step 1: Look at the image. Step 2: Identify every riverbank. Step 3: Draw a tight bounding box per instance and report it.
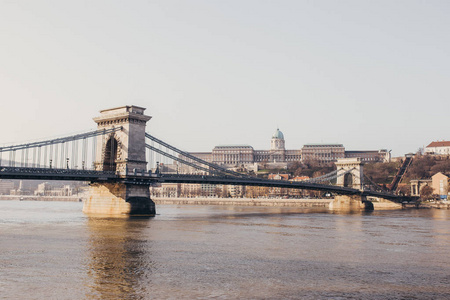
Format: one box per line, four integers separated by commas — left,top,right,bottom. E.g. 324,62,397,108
0,195,412,209
422,202,450,209
370,198,403,210
0,195,84,202
154,197,407,210
153,197,333,207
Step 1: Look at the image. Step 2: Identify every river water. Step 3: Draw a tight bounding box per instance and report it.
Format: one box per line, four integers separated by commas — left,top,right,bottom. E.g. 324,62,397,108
1,201,450,299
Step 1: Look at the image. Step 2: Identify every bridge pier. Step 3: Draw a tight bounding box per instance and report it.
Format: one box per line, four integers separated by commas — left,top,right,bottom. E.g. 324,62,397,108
83,105,155,216
83,183,155,215
329,195,374,211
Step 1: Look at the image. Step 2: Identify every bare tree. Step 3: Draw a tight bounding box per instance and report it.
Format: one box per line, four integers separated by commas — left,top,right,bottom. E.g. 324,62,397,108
420,185,433,200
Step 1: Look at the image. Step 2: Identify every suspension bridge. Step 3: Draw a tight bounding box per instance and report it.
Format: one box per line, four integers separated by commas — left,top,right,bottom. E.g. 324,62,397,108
0,105,403,215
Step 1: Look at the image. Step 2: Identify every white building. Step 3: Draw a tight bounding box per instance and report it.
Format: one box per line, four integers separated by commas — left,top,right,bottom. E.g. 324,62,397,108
425,141,450,155
0,180,14,195
34,182,73,196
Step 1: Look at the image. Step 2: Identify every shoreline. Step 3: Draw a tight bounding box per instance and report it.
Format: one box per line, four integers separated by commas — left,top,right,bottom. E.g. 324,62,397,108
2,195,443,210
0,195,84,202
153,197,333,207
153,197,406,209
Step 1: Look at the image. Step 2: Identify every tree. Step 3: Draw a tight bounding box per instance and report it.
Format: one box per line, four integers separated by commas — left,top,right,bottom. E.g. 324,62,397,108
214,187,222,198
430,159,450,174
397,184,411,196
260,159,269,170
420,185,433,200
288,160,335,178
404,155,436,181
364,161,401,184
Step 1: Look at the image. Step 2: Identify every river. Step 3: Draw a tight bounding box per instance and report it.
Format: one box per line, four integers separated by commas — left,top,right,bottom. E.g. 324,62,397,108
1,200,449,299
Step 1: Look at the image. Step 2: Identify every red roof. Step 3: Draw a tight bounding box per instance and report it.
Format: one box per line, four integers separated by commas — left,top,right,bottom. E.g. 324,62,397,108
291,176,310,181
427,141,450,148
268,174,290,180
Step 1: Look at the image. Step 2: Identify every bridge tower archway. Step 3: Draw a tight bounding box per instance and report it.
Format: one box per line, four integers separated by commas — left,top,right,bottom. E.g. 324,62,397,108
103,137,118,171
335,158,364,191
93,106,151,174
343,173,353,188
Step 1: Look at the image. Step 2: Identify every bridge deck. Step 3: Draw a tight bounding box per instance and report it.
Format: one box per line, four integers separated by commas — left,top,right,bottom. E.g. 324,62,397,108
0,166,402,201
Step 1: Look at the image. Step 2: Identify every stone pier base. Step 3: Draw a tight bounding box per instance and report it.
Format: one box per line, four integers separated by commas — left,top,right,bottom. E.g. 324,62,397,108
329,195,373,211
83,183,155,215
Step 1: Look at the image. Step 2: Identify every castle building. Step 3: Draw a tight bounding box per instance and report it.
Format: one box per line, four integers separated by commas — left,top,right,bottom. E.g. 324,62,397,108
301,144,345,164
269,128,286,162
207,128,301,170
345,149,391,162
180,128,388,174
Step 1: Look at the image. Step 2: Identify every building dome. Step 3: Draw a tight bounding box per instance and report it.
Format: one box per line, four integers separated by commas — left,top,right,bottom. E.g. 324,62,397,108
272,128,284,140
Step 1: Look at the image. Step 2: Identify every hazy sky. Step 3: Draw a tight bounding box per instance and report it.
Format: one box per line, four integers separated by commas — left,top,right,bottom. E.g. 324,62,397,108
1,0,449,157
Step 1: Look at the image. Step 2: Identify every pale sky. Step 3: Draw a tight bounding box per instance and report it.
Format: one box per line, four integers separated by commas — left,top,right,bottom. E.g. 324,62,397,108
1,0,449,157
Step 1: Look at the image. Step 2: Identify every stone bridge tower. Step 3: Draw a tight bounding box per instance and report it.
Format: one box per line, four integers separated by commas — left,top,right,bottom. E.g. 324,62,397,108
335,158,364,191
83,105,155,215
93,106,151,174
330,158,371,210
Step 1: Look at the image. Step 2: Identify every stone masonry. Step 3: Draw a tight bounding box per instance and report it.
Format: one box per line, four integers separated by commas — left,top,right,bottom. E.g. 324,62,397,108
83,106,155,215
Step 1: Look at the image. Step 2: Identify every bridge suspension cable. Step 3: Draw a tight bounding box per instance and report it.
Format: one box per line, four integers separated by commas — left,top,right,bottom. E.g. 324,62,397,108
0,128,122,170
145,143,220,175
0,128,121,152
363,174,389,193
145,133,251,178
302,168,362,184
302,169,340,183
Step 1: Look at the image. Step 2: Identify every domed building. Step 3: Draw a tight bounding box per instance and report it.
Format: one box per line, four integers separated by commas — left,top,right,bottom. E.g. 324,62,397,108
195,128,302,170
178,128,390,175
269,128,286,163
182,128,302,173
271,128,285,151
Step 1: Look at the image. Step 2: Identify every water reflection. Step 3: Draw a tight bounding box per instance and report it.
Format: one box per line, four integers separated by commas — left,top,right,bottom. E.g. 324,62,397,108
2,201,450,299
85,216,154,299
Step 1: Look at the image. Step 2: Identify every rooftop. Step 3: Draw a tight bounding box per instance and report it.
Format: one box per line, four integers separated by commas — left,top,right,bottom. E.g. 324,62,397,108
303,143,344,148
272,128,284,140
214,145,254,149
427,141,450,148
